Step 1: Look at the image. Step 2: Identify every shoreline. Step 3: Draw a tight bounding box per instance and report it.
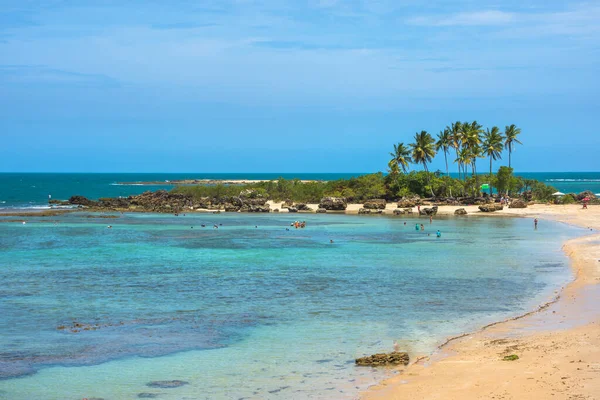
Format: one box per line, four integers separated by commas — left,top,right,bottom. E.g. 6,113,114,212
362,204,600,400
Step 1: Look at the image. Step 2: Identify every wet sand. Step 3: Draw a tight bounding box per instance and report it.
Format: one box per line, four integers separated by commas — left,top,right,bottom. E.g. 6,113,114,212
362,204,600,400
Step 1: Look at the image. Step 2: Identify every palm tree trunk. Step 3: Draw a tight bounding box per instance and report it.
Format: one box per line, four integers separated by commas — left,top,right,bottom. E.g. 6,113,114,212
489,157,493,196
444,152,449,177
424,162,435,197
508,144,512,168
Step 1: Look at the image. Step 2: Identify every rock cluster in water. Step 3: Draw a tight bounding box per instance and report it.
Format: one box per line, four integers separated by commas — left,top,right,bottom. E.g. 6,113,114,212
355,352,410,367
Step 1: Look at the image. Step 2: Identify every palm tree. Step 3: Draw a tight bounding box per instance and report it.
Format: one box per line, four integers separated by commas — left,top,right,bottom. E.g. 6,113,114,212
461,121,483,182
436,128,452,177
389,142,412,174
455,147,471,196
482,126,504,195
410,131,436,196
504,124,522,168
449,121,463,180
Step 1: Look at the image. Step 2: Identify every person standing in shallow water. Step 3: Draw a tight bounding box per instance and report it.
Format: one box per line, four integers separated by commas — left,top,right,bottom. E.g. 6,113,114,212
534,218,538,230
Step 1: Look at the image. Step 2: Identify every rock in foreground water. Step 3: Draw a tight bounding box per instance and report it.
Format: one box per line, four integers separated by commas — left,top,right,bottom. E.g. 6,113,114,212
355,352,409,367
146,380,189,388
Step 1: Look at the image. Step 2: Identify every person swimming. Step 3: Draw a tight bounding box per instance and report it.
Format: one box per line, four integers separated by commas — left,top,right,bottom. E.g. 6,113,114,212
436,230,441,238
415,223,419,231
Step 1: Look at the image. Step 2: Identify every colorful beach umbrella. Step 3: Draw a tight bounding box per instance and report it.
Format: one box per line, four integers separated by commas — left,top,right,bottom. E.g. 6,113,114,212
480,183,490,190
552,192,565,196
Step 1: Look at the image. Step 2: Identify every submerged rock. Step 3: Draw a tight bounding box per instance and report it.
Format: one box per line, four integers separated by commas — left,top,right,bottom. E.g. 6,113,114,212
355,352,409,367
358,208,371,214
138,393,158,398
146,380,189,389
316,208,327,213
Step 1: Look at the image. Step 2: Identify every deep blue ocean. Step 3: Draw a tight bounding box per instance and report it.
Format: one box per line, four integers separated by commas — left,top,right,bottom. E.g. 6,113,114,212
0,172,599,209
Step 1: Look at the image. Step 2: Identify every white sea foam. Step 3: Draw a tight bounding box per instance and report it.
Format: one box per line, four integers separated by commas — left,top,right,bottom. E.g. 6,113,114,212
546,179,600,182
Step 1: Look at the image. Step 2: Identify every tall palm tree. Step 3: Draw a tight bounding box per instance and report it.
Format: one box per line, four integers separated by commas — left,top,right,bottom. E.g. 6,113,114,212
455,147,471,196
504,124,522,168
461,121,483,179
410,131,437,196
436,128,452,177
482,126,504,195
389,142,412,174
449,121,463,180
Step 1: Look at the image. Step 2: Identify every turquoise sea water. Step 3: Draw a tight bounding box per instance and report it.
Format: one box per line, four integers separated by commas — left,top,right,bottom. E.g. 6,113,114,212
0,212,581,399
0,172,599,209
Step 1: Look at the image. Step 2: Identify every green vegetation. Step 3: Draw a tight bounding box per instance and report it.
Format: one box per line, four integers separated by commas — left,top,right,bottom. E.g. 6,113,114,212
172,119,559,203
502,354,520,361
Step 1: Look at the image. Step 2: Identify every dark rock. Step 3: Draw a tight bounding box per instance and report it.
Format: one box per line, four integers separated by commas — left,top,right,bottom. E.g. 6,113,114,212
224,203,241,212
508,199,527,209
355,352,409,367
358,208,371,214
363,199,386,210
287,207,298,213
146,380,189,389
316,208,327,213
318,197,347,211
273,208,279,213
138,393,158,398
419,206,438,216
296,203,312,211
454,208,468,215
479,204,504,212
577,191,596,201
240,203,271,213
68,195,97,207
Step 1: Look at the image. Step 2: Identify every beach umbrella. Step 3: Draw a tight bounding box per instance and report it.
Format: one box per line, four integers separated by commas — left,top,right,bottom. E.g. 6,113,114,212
583,197,590,202
552,192,565,196
480,183,490,190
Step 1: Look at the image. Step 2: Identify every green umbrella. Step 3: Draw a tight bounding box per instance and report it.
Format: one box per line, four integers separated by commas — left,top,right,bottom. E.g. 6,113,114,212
480,183,490,190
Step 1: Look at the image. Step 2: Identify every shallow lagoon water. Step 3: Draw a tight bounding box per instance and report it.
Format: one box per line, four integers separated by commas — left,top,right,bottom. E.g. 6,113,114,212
0,212,581,399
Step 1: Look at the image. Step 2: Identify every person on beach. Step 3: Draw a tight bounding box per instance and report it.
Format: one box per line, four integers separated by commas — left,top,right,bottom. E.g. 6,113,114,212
417,205,421,215
534,218,538,230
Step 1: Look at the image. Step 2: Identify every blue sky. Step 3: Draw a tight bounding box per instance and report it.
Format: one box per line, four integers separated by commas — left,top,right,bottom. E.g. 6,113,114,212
1,0,598,172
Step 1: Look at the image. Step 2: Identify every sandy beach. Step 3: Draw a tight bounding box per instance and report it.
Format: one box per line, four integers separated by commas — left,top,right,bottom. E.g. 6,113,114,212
362,204,600,400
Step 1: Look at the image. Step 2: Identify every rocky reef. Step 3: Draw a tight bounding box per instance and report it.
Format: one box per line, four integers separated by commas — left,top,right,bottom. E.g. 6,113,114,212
355,352,410,367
